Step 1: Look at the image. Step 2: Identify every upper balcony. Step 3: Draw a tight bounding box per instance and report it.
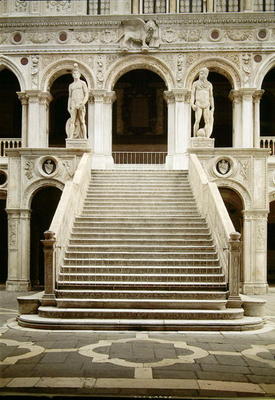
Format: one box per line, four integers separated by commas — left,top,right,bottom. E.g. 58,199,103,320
0,0,274,17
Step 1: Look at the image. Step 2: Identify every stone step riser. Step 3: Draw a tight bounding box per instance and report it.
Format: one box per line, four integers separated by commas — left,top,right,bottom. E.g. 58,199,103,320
80,212,201,217
56,299,227,310
57,283,227,291
73,220,206,226
55,290,228,300
68,240,214,246
64,252,218,260
58,275,225,283
61,266,221,274
63,259,220,266
38,308,244,320
66,245,216,253
71,229,210,235
69,234,212,241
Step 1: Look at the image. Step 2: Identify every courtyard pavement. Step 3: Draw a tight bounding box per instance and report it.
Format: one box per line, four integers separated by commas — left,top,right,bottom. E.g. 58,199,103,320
0,287,275,399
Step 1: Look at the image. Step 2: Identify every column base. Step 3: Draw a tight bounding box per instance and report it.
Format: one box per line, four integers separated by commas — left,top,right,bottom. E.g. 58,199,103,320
242,283,269,295
66,139,90,149
6,280,30,292
189,137,215,148
165,154,189,170
227,296,242,308
91,154,114,170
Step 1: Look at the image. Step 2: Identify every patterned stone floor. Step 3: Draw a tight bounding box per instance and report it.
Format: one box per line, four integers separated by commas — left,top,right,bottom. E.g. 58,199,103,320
0,287,275,398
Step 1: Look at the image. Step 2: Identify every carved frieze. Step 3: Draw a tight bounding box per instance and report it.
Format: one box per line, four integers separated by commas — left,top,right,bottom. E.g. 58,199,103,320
15,0,27,12
226,30,253,41
46,0,71,12
76,31,97,43
30,32,51,44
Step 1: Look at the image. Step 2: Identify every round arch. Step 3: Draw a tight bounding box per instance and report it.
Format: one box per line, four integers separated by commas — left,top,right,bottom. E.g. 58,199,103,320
40,59,95,92
184,57,241,90
215,178,251,210
254,54,275,89
105,55,175,91
0,56,26,91
24,179,64,210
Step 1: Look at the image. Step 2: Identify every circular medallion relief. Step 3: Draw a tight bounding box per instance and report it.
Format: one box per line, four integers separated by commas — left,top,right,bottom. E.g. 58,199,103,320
11,32,23,44
209,29,221,41
213,156,235,178
38,156,59,177
257,29,268,41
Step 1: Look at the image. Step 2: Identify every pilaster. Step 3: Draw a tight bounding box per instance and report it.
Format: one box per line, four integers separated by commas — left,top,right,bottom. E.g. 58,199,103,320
6,208,31,291
242,209,269,295
17,92,28,147
164,89,190,170
253,90,264,148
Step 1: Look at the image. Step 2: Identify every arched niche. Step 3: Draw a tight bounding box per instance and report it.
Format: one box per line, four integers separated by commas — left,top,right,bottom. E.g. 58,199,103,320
260,67,275,137
0,68,22,139
268,200,275,284
112,69,167,155
30,186,62,289
49,73,88,147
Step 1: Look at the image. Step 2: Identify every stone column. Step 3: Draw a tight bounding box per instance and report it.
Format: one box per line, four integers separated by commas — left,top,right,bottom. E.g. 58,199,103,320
110,0,131,14
25,90,51,148
132,0,139,13
242,210,269,295
41,231,56,306
243,0,253,11
240,88,256,148
39,91,52,148
229,90,242,148
253,90,264,148
227,232,242,308
6,209,31,291
90,90,116,169
164,89,190,170
17,92,28,147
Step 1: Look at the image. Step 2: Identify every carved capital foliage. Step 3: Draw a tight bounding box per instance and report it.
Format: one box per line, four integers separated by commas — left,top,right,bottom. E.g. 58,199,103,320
164,89,190,103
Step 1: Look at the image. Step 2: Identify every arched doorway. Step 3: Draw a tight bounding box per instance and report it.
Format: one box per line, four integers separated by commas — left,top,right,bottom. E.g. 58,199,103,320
0,194,8,285
30,186,62,289
112,69,167,161
268,200,275,284
0,68,22,140
219,187,244,284
260,68,275,154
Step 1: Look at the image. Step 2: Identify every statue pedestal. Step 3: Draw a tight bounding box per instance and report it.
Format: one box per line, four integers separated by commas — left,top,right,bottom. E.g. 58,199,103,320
190,137,215,149
66,139,90,149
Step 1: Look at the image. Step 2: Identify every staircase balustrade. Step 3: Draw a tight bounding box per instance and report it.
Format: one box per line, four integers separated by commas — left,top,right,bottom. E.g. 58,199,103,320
260,137,275,155
189,154,241,304
41,152,92,305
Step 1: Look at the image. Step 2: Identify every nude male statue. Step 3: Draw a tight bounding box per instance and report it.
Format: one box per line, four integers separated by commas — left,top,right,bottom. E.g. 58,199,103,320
190,67,214,138
67,63,89,139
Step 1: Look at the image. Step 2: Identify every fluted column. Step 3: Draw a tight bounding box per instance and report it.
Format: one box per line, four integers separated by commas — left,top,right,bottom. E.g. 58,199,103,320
89,90,116,169
229,90,242,148
164,89,190,170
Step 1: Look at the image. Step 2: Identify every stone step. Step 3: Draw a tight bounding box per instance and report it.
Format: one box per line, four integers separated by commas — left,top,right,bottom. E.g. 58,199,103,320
68,239,214,246
71,227,211,235
56,298,227,310
38,306,244,320
82,204,198,209
17,314,263,331
85,195,195,200
58,272,225,283
64,251,218,260
66,244,216,253
69,233,212,240
63,258,220,266
80,211,201,217
60,265,221,274
73,217,207,225
55,289,228,300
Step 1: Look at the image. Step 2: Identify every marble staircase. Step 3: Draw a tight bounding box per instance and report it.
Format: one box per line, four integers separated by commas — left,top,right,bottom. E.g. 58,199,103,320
18,171,263,330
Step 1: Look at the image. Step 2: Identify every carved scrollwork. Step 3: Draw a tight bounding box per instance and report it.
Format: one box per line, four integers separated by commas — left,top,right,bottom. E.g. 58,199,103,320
161,29,178,43
226,30,253,41
24,161,34,180
30,33,51,44
46,0,71,12
15,0,27,12
76,32,96,43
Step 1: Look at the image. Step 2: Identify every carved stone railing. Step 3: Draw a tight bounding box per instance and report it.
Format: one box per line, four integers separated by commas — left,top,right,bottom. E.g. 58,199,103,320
189,154,241,304
41,152,91,305
112,151,167,165
260,136,275,156
0,139,22,157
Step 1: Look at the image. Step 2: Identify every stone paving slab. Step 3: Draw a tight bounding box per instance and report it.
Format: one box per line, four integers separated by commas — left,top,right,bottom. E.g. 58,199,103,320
0,288,275,398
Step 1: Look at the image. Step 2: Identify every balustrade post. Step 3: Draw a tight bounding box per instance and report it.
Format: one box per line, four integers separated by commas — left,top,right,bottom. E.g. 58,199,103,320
227,232,242,308
41,230,56,306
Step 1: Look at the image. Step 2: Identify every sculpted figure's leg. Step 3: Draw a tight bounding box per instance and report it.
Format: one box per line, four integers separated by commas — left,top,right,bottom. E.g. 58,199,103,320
203,108,213,138
193,107,202,136
70,109,77,138
79,108,86,139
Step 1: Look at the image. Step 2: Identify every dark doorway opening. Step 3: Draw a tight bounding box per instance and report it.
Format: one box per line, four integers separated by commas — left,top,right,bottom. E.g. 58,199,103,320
268,200,275,284
260,68,275,137
30,187,62,289
112,69,167,152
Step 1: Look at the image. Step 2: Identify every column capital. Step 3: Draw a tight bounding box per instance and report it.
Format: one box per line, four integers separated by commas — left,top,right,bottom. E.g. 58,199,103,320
25,89,42,103
164,89,190,103
89,90,116,104
228,89,242,103
242,209,269,220
253,90,265,103
17,91,29,105
38,91,53,105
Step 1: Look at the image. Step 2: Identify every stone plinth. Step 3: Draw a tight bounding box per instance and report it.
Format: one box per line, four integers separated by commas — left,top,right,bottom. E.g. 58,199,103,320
190,137,215,148
66,139,90,149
